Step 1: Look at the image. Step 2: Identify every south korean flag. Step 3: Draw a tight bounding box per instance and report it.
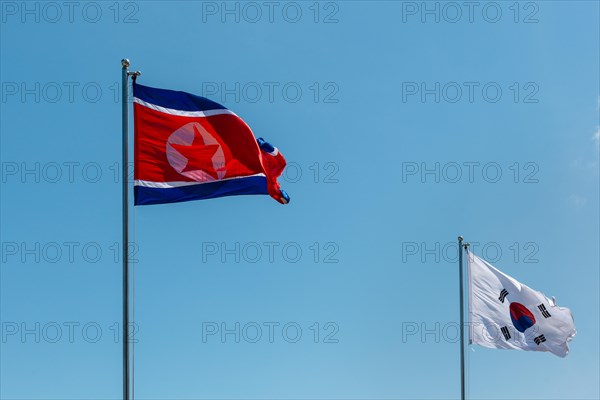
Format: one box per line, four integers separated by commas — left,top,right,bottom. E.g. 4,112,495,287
468,252,576,357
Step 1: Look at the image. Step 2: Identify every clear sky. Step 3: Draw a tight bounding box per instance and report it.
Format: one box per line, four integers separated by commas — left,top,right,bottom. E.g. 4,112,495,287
1,1,599,399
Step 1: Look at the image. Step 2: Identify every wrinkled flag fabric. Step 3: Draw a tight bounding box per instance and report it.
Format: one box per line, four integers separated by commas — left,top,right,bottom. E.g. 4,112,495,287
468,252,576,357
133,82,289,206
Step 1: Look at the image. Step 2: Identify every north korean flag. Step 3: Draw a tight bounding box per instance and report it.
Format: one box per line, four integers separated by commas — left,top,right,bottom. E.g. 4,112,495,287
133,82,289,206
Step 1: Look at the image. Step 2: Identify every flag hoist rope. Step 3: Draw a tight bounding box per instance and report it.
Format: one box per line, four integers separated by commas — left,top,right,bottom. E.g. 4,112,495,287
465,246,472,400
121,59,140,400
132,154,137,400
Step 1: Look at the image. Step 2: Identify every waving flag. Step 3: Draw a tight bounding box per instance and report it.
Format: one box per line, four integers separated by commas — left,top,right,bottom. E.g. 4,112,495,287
133,82,289,206
468,252,576,357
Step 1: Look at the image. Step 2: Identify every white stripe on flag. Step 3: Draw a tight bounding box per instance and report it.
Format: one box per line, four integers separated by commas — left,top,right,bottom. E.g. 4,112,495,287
134,174,266,189
133,97,237,118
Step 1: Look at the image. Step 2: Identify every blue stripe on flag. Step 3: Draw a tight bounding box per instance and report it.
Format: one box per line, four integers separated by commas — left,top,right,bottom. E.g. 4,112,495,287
133,83,227,112
134,176,268,206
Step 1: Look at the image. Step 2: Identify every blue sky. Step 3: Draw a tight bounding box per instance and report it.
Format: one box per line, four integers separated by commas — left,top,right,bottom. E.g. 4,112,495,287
1,1,598,399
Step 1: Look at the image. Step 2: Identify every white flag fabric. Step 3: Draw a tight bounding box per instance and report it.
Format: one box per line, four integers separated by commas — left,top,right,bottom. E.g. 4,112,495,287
468,252,576,357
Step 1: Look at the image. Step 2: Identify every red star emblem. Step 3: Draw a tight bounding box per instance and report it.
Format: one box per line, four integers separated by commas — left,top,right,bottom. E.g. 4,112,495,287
170,125,221,175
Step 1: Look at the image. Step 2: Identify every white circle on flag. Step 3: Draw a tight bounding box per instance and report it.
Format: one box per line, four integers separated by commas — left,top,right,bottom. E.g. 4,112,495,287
166,122,227,182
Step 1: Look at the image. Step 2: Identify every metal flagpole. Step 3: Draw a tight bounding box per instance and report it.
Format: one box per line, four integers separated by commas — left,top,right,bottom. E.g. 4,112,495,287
458,235,466,400
121,58,140,400
121,58,130,400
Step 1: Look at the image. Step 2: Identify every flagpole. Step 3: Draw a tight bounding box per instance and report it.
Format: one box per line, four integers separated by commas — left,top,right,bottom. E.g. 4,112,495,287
121,58,131,400
458,235,466,400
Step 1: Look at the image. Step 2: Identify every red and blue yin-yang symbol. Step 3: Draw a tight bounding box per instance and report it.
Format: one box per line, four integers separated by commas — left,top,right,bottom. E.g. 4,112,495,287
509,302,537,332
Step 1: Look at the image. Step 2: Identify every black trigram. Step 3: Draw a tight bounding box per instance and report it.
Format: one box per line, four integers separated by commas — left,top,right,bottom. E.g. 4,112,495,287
499,289,509,303
534,334,546,345
538,304,551,318
500,326,511,341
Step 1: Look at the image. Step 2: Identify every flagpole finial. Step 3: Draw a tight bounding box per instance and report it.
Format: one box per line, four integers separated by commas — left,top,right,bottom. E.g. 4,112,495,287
121,59,130,68
458,236,463,242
